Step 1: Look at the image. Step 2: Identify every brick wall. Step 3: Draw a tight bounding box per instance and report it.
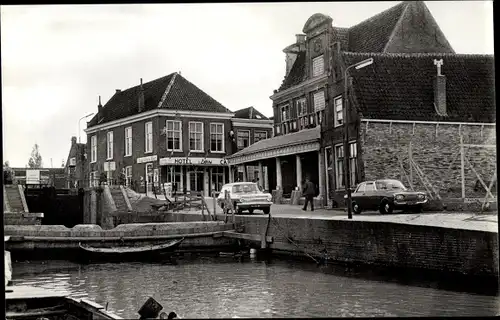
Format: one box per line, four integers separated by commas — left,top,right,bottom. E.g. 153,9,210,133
165,212,499,278
360,121,496,199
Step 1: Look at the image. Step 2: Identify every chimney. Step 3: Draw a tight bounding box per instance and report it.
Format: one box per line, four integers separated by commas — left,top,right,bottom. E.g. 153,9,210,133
249,107,254,119
97,95,103,122
138,78,145,113
296,34,306,51
116,89,121,93
71,136,77,145
433,59,447,116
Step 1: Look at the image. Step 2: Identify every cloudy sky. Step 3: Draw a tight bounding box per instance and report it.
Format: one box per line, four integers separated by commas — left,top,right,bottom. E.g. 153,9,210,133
1,1,494,168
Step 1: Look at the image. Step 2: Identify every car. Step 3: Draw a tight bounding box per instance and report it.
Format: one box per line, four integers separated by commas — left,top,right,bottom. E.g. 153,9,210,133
344,179,428,214
217,182,273,214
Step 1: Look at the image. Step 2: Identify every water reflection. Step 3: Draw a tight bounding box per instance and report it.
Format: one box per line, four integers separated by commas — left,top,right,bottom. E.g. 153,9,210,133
11,257,500,318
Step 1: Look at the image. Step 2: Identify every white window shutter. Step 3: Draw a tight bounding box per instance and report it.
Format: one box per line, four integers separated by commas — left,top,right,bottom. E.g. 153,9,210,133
313,91,325,112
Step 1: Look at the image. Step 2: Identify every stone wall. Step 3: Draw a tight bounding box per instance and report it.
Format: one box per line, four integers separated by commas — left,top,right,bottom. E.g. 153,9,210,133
360,121,496,200
164,212,499,278
3,212,43,225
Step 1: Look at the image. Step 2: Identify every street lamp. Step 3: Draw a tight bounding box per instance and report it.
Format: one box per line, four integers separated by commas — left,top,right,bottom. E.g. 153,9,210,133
344,58,373,219
78,113,95,143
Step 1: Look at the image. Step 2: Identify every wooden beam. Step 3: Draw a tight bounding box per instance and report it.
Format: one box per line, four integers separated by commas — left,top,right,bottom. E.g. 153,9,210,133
222,231,273,243
465,157,496,199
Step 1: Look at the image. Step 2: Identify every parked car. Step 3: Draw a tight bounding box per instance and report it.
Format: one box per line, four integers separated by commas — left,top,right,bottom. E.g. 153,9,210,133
344,179,428,214
217,182,272,214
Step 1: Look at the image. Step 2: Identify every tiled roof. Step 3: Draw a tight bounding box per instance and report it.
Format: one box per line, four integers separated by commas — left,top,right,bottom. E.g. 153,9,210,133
278,51,306,91
342,52,495,123
227,126,320,159
234,106,269,120
347,1,408,53
88,73,231,127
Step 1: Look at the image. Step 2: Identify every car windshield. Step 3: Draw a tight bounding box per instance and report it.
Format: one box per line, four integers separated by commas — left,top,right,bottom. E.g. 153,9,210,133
232,183,259,194
375,180,407,191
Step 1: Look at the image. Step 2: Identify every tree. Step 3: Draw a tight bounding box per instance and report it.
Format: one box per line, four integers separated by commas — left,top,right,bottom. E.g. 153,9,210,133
3,161,14,184
28,144,43,168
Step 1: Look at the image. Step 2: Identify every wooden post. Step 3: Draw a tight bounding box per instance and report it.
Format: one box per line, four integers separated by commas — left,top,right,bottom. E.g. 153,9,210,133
213,191,217,219
460,134,465,199
409,141,413,189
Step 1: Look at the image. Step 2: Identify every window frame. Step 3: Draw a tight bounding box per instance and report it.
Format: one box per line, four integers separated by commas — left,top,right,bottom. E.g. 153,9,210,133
125,126,132,157
106,131,113,160
237,130,251,149
254,131,268,143
210,122,225,153
145,121,153,154
335,141,358,190
334,95,343,127
166,120,182,152
90,135,97,163
312,54,325,77
189,121,204,152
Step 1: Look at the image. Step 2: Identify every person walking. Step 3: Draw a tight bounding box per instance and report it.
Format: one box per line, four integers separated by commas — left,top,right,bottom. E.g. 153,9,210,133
302,177,315,211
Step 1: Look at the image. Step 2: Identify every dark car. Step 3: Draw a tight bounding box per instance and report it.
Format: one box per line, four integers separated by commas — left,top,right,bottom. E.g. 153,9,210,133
345,179,428,214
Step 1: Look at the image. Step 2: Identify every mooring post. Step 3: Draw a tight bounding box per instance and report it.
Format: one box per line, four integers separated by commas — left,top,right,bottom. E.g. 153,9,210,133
213,191,217,220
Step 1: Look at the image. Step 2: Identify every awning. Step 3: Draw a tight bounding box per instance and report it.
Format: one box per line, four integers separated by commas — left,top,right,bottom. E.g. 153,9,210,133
227,126,320,165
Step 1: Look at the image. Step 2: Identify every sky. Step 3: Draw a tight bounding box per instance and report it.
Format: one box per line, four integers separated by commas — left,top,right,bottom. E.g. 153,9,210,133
1,1,494,168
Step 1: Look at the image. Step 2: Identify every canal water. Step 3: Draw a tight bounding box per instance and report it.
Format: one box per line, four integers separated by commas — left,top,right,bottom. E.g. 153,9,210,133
11,256,500,318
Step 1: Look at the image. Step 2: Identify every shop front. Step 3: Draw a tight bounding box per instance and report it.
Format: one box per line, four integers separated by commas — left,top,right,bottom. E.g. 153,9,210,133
159,156,229,197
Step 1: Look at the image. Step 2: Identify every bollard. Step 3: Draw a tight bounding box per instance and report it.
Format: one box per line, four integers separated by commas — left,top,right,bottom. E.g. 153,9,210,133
5,250,12,287
138,297,163,319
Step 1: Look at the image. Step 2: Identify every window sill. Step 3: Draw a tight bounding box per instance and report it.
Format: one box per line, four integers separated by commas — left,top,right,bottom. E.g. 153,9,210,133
190,150,205,153
210,151,226,154
166,149,183,153
334,124,344,128
144,151,153,155
124,154,132,158
106,158,113,161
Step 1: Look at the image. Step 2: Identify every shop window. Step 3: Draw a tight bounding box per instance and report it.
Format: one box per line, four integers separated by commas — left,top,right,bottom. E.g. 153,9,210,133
211,167,224,192
125,166,132,187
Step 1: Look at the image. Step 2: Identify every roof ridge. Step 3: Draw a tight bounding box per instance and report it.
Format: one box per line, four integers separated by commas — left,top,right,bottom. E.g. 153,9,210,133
348,1,409,30
157,72,178,109
382,1,411,52
342,52,494,58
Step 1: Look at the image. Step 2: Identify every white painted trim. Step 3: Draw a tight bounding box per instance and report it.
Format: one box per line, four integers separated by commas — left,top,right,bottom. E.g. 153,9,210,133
361,118,496,126
165,119,183,152
231,118,273,124
85,109,235,134
270,74,328,101
232,121,273,128
189,121,204,152
210,122,225,153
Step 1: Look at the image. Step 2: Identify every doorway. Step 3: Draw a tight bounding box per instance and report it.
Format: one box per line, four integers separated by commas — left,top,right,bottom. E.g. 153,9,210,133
189,169,204,193
145,163,153,193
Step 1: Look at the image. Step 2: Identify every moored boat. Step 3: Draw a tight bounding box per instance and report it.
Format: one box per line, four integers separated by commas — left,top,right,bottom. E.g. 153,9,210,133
78,238,185,262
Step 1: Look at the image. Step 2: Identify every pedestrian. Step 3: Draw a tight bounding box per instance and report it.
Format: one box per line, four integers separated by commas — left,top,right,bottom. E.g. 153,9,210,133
256,177,263,191
302,177,315,211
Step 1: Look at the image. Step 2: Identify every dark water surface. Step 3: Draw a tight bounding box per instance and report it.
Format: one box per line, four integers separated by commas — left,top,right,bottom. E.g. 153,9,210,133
11,256,500,318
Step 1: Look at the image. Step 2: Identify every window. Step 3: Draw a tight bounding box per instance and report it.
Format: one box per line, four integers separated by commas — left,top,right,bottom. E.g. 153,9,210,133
211,167,224,192
106,131,113,160
356,183,366,193
237,130,250,149
210,123,224,152
365,182,375,192
313,90,325,126
335,145,344,189
254,131,268,143
125,166,132,187
189,122,204,151
276,126,281,135
166,120,182,151
335,142,357,189
325,147,334,196
90,171,98,187
91,135,97,163
312,55,324,77
145,122,153,153
166,166,181,192
297,99,307,116
125,127,132,156
334,96,343,127
349,142,358,186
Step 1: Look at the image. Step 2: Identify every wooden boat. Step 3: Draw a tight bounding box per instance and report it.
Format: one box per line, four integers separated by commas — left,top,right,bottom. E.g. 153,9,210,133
5,285,123,319
78,238,185,262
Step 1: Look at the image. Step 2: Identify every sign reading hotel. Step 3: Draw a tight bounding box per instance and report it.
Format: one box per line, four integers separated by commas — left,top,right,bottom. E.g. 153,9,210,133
159,157,228,166
137,155,158,164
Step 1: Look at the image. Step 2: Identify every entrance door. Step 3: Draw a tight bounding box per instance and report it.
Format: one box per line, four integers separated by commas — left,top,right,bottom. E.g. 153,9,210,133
189,169,204,193
146,163,153,193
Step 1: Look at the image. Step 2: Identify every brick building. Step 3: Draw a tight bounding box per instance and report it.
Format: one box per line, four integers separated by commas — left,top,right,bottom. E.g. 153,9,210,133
84,72,271,196
227,1,495,207
64,136,87,189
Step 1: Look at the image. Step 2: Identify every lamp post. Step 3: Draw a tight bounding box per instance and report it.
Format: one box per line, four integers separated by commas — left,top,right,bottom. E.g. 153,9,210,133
78,113,95,143
344,58,373,219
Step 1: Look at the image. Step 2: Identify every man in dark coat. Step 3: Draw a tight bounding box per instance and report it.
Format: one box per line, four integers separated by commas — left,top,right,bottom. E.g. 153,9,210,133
302,177,316,211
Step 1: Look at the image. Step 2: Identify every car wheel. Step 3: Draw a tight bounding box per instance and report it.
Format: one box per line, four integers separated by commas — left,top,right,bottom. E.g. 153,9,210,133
263,207,270,215
248,209,254,214
379,199,394,214
352,201,362,214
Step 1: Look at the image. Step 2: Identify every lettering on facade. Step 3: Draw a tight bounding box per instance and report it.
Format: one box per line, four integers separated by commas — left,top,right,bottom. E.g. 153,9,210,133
137,155,158,164
160,157,229,166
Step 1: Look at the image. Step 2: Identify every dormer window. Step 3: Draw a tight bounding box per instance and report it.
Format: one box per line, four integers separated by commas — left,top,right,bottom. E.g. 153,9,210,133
312,55,324,77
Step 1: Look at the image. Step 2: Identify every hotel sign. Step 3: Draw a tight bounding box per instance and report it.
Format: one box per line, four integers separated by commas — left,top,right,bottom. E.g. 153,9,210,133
159,157,228,166
137,155,158,164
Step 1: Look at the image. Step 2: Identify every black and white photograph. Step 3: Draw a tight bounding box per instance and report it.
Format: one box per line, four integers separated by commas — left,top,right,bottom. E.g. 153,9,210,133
2,1,498,318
